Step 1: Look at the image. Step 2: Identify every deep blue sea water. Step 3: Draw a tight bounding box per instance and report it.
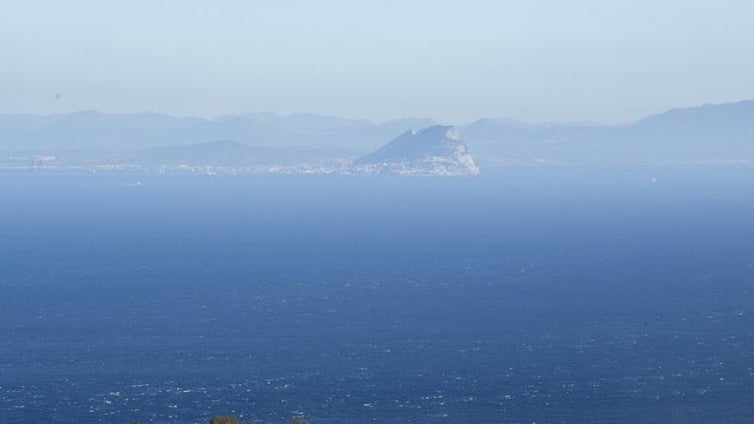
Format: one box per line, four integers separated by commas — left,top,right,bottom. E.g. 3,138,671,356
1,167,754,423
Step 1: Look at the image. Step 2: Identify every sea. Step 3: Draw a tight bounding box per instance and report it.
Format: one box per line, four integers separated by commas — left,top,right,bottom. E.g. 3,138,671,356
1,166,753,423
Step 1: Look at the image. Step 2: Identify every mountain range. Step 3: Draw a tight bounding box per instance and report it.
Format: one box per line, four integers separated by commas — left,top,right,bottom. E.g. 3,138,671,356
462,100,754,165
1,100,754,174
0,111,434,153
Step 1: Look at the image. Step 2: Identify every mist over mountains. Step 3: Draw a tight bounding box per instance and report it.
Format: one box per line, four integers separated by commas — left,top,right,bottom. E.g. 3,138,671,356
1,100,753,174
0,111,435,152
464,100,754,165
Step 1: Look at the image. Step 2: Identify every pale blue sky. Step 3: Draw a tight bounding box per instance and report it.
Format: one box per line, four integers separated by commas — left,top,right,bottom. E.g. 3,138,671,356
2,0,753,123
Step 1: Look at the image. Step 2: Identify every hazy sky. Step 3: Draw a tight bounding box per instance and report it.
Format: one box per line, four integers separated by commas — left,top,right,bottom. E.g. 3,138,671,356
2,0,754,123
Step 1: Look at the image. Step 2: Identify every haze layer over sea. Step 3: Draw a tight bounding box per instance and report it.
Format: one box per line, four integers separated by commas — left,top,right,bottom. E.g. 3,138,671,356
2,167,753,423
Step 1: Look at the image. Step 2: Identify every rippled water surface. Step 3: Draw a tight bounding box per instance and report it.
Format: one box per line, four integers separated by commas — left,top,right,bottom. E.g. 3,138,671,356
2,168,754,423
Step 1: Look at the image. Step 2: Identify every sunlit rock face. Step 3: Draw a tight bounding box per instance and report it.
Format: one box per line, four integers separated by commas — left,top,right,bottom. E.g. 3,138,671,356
354,125,480,176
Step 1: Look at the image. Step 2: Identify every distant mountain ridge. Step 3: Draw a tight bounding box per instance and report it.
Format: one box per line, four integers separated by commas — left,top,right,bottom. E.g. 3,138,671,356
460,100,754,164
2,100,754,166
0,111,436,153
